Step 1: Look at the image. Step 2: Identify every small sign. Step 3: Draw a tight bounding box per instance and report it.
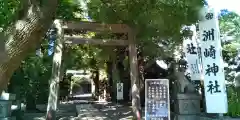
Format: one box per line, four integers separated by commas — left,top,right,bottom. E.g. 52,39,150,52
145,79,170,120
116,83,123,100
199,6,228,113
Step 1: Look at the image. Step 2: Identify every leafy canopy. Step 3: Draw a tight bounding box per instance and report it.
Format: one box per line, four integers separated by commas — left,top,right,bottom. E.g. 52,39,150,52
87,0,204,41
87,0,204,59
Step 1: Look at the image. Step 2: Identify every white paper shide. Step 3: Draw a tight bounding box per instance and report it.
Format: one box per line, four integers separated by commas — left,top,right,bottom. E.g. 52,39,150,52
199,7,228,113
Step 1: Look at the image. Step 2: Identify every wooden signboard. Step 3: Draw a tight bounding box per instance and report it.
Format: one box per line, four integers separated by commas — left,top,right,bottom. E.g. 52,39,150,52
145,79,170,120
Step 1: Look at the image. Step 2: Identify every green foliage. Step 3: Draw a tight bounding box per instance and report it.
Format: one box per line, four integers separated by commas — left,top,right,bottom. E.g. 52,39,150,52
221,11,240,61
64,44,109,70
223,43,238,62
220,12,240,40
226,86,240,117
0,0,83,28
0,0,19,28
56,0,83,20
8,40,53,103
88,0,203,38
87,0,204,59
219,11,240,117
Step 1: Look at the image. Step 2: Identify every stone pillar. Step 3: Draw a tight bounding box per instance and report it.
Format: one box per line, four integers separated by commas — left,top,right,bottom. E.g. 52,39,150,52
174,93,201,120
91,79,95,97
0,92,16,120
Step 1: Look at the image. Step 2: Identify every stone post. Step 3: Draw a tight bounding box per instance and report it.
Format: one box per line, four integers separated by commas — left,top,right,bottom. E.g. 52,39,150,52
174,93,201,120
0,92,16,120
91,79,95,97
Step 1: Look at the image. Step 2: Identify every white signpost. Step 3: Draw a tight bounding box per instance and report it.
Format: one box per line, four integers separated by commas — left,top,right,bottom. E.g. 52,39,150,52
116,83,123,100
183,25,202,81
199,6,228,113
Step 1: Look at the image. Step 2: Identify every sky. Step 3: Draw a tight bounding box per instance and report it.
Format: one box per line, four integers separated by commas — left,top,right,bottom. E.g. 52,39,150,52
207,0,240,15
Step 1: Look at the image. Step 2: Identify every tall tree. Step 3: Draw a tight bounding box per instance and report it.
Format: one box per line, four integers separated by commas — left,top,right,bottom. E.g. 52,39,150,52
0,0,58,92
0,0,83,92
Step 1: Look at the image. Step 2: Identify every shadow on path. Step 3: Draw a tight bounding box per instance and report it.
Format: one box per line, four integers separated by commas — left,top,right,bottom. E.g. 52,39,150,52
76,102,145,120
24,104,77,120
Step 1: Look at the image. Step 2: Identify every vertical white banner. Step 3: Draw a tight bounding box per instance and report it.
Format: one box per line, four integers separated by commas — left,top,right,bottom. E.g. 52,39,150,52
183,25,202,80
117,83,123,100
199,7,228,113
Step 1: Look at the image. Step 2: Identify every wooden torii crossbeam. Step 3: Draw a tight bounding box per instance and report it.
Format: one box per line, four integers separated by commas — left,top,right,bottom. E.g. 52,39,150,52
62,21,130,33
62,21,130,45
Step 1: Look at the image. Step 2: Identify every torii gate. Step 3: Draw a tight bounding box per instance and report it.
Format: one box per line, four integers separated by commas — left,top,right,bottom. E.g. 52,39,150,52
46,20,141,119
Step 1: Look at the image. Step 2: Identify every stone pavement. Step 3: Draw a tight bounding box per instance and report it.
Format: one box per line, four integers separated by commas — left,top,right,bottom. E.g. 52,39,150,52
75,102,240,120
23,102,146,120
76,104,111,120
76,102,145,120
24,104,77,120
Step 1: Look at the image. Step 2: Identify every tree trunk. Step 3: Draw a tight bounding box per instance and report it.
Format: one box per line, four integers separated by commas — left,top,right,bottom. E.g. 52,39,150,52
57,56,65,105
93,69,100,98
0,0,58,93
26,94,37,111
46,20,64,120
138,55,145,107
111,59,119,102
59,45,68,102
128,31,141,119
106,61,113,100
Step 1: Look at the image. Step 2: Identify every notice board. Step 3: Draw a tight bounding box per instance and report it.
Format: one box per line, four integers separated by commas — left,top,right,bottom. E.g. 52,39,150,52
145,79,170,120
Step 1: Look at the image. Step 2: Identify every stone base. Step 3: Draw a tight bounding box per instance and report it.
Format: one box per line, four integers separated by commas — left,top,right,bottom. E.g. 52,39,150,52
175,93,201,114
175,115,199,120
0,100,12,117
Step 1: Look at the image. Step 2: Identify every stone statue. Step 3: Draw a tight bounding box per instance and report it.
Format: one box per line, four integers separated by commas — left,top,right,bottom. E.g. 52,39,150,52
171,56,196,93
